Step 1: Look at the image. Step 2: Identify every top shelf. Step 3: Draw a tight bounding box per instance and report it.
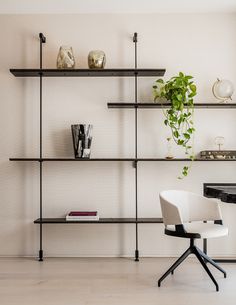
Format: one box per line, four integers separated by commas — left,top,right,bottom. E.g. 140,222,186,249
10,69,166,78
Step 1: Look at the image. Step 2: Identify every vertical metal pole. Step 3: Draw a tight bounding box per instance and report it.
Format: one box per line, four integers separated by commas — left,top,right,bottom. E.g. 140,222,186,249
202,185,207,255
38,33,45,261
133,33,139,261
203,221,207,255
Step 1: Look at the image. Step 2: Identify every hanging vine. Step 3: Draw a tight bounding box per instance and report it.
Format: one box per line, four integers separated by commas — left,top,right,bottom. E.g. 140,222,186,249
153,72,197,178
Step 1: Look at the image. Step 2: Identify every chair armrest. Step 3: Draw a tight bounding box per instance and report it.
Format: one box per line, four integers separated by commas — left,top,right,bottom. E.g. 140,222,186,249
194,196,222,222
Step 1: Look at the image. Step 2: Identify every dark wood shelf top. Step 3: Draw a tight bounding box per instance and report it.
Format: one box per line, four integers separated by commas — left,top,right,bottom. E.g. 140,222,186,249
107,102,236,109
138,158,236,161
9,157,236,162
10,69,165,77
9,158,135,161
34,217,163,224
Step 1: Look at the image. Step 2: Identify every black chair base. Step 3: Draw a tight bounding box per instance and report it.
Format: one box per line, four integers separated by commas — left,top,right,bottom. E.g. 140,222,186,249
158,239,226,291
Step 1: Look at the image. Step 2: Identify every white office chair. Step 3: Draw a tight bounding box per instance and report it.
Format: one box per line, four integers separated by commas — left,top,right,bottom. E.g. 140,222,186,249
158,190,228,291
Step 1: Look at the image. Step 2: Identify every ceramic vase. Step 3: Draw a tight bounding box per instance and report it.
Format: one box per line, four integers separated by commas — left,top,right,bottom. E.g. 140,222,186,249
71,124,93,158
57,46,75,69
88,50,106,69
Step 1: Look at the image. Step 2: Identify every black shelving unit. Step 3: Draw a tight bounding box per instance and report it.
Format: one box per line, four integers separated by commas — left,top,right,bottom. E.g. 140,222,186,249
10,32,167,262
10,33,236,262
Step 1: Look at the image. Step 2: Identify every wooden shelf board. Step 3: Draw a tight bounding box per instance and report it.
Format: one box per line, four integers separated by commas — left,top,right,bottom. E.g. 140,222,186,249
9,157,236,162
107,102,236,109
9,158,135,161
10,69,166,77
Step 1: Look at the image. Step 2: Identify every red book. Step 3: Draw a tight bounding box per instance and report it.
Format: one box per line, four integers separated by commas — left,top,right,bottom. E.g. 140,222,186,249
68,211,97,216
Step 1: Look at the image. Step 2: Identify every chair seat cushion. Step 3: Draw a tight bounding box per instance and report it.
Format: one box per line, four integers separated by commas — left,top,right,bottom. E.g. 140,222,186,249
166,222,228,239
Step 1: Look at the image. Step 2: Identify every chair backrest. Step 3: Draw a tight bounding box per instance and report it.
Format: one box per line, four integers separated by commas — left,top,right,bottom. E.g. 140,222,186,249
159,190,222,226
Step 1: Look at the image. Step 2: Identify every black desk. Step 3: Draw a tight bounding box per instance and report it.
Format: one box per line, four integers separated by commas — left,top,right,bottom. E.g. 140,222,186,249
204,183,236,263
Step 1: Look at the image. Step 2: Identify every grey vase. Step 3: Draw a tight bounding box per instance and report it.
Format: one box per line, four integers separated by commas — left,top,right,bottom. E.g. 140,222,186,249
71,124,93,158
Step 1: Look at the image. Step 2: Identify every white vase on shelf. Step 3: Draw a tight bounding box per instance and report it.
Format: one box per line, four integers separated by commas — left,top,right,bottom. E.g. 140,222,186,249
166,137,174,159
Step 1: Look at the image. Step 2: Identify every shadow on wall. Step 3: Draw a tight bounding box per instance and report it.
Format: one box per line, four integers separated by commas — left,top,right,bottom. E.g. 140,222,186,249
51,127,74,157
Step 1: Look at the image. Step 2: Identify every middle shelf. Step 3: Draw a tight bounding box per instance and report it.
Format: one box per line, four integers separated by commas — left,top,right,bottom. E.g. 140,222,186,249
9,158,236,162
107,102,236,109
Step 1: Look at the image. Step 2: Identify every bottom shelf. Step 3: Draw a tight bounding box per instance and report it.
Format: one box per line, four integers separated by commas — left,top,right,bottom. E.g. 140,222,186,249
34,217,163,224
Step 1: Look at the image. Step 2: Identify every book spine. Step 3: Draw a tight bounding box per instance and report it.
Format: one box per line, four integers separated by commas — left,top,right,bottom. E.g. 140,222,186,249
66,216,99,220
66,217,99,221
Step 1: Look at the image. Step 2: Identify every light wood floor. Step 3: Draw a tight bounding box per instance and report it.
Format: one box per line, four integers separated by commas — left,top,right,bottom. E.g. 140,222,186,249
0,257,235,305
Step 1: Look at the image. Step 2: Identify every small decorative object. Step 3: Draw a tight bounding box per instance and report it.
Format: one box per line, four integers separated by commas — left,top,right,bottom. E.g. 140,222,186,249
71,124,93,158
153,72,197,178
214,136,225,150
88,50,106,69
166,137,174,159
200,150,236,160
212,78,234,103
57,46,75,69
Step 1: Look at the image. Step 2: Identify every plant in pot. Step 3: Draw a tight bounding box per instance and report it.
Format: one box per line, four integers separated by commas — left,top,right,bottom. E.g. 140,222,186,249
153,72,197,178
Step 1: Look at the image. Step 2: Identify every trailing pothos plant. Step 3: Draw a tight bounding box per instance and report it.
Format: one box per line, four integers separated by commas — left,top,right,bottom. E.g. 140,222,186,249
153,72,197,178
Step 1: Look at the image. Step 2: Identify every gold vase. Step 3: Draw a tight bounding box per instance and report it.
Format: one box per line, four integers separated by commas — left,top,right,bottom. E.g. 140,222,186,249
88,50,106,69
57,46,75,69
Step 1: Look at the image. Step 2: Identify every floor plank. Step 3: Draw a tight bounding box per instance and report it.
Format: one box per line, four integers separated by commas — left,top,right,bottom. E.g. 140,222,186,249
0,257,235,305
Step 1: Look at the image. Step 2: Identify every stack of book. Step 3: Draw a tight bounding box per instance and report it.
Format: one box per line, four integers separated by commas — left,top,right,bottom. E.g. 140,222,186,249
66,211,99,221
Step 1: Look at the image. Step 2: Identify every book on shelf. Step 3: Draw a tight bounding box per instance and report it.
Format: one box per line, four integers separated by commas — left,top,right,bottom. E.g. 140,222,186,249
66,211,99,221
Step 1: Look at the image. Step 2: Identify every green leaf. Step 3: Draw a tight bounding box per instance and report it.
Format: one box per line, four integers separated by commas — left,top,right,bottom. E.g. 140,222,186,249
177,94,183,101
156,79,164,83
189,127,195,132
171,116,178,123
184,133,190,139
189,92,196,98
187,128,193,134
190,84,196,92
173,130,179,138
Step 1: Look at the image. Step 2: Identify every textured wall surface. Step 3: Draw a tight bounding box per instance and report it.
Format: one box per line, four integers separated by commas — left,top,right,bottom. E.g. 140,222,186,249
1,13,236,257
